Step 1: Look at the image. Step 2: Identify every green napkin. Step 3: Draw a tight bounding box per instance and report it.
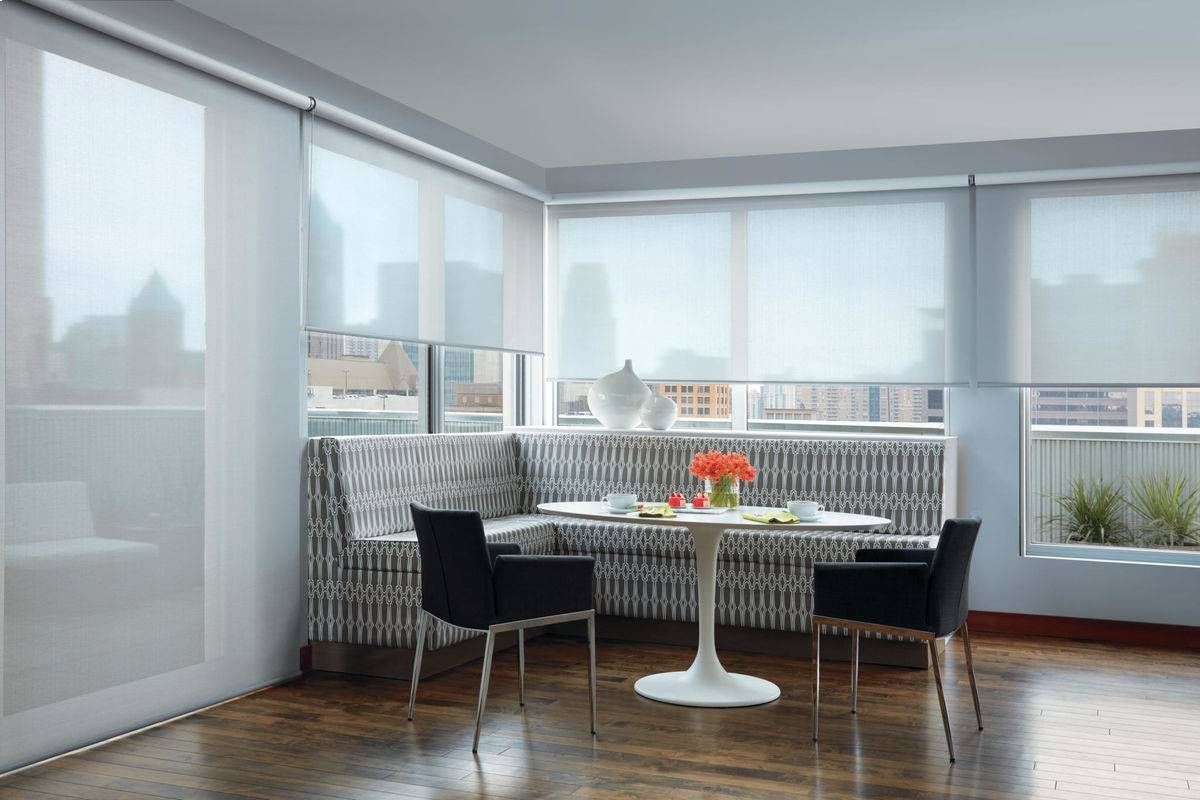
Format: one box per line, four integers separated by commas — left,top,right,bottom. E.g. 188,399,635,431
741,510,802,524
639,504,677,518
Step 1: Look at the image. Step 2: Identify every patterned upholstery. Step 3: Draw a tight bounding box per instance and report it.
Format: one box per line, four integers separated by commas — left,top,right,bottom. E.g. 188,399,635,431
306,431,950,649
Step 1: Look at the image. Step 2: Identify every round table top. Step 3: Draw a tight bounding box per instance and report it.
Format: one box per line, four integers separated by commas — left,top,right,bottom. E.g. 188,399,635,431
536,501,890,531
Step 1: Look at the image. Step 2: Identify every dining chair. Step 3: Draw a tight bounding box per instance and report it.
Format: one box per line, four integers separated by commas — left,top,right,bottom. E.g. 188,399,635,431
406,502,598,752
810,517,983,762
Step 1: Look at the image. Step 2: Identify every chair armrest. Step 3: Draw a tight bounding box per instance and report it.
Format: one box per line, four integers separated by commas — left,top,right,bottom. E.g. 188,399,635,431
813,562,930,632
486,542,521,567
855,547,935,565
492,555,595,623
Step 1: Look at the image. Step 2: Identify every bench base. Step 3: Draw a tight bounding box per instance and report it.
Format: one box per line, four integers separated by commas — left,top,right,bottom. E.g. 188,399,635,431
310,615,938,680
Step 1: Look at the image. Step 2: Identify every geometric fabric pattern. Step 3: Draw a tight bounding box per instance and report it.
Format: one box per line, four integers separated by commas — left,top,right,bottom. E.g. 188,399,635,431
306,431,948,650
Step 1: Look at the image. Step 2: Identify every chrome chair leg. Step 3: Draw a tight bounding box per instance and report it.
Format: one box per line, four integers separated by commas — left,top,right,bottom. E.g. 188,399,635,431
849,628,860,714
407,609,428,721
811,623,821,741
961,622,983,730
517,627,526,707
587,611,597,735
472,628,497,753
928,639,955,763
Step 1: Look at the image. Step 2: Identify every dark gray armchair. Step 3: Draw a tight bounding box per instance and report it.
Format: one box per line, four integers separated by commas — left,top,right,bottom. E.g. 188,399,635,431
811,517,983,762
406,503,597,751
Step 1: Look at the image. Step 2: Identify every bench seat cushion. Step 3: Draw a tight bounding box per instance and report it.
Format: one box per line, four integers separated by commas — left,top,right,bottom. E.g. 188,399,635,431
340,514,558,574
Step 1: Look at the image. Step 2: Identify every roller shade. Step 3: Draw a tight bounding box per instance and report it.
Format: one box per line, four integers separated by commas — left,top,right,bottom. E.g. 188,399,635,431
976,174,1200,385
306,118,543,353
548,188,973,384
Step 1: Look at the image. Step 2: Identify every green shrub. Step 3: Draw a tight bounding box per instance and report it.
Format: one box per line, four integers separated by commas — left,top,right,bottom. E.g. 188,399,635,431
1045,479,1128,545
1127,474,1200,548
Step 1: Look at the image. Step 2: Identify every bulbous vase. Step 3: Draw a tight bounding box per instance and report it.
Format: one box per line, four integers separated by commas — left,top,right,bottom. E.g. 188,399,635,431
640,393,678,431
588,360,651,429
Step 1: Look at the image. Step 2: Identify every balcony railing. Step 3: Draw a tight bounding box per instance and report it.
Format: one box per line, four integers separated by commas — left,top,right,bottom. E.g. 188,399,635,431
1027,425,1200,564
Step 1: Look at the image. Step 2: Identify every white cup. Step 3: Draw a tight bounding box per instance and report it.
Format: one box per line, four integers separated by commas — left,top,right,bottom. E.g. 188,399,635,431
604,493,637,510
788,500,824,520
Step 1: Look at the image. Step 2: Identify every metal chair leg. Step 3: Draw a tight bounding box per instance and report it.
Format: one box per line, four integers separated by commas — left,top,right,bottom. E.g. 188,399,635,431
517,627,526,707
587,611,597,735
811,623,821,741
407,610,427,721
961,622,983,730
928,639,955,763
472,628,497,753
849,629,860,714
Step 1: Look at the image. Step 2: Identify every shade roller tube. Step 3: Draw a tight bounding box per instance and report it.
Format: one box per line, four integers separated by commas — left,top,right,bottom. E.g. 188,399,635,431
306,117,544,354
548,188,973,384
976,174,1200,386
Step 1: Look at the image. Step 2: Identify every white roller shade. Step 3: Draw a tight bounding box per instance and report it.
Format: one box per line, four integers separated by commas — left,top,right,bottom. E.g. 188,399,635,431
306,119,544,353
2,1,301,771
976,174,1200,385
548,188,972,384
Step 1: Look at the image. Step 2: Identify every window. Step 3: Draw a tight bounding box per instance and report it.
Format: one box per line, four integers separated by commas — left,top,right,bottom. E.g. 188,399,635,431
306,332,425,436
1024,387,1200,564
555,381,732,430
748,384,944,431
441,347,506,432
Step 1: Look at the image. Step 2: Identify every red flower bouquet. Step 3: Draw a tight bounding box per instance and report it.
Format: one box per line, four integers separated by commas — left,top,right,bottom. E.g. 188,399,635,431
688,450,756,508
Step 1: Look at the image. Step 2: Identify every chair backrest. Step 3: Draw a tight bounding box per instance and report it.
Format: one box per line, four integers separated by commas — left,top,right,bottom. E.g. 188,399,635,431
927,517,982,637
410,502,496,630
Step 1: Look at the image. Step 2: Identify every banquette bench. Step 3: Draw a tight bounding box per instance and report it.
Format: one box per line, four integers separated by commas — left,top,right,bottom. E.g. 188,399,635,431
306,429,956,674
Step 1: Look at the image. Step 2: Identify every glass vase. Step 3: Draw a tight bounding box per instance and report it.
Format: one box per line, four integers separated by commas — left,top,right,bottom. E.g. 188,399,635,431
705,475,740,509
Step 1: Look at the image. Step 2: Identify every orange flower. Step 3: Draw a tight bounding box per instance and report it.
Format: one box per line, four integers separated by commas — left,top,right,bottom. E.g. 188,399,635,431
688,450,756,483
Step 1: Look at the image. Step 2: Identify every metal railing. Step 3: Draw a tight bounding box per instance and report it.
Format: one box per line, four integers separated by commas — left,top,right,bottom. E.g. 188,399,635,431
307,409,502,437
1027,425,1200,563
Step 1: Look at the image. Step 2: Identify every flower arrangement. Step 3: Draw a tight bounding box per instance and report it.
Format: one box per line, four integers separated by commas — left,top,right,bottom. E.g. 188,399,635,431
688,450,757,508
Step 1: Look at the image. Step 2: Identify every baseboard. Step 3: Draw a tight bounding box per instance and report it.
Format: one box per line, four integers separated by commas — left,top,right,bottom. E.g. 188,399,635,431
967,610,1200,650
311,626,544,681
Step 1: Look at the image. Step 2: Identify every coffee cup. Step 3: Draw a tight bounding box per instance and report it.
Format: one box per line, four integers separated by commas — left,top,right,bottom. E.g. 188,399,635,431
788,500,824,520
604,493,637,510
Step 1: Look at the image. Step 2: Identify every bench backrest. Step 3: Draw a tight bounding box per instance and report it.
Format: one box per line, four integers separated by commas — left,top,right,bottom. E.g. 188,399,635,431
513,431,949,536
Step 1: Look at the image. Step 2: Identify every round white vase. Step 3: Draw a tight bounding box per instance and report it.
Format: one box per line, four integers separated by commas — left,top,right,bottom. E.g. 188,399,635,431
588,360,651,429
641,393,678,431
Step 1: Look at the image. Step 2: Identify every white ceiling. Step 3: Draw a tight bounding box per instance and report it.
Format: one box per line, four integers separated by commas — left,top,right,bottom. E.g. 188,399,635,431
177,0,1200,169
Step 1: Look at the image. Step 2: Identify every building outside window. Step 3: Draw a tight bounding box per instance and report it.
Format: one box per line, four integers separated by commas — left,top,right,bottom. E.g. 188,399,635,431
442,346,505,432
306,332,423,435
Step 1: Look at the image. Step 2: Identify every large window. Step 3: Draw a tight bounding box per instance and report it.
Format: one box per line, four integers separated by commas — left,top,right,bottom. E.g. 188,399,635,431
555,381,732,430
748,384,944,431
553,382,941,432
306,333,425,435
1025,387,1200,564
442,347,506,432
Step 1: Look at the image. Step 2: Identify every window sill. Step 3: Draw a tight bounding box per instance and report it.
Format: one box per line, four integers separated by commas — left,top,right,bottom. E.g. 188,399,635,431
1024,542,1200,568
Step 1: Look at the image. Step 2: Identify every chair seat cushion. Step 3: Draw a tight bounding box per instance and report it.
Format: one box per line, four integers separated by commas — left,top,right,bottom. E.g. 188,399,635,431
5,537,159,572
341,514,557,573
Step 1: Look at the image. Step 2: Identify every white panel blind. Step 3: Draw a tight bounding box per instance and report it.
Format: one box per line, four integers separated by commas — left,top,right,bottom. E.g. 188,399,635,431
976,174,1200,385
553,208,732,380
549,188,972,384
1,4,302,771
307,118,544,353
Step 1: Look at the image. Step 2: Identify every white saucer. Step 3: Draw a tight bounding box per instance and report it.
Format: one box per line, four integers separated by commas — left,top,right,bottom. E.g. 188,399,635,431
603,505,638,514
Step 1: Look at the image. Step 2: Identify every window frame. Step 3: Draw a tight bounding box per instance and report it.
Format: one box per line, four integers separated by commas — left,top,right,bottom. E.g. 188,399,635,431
1020,388,1200,568
542,380,948,435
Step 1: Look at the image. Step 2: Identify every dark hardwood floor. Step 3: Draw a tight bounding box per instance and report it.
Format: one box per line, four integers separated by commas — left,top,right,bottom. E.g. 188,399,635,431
4,632,1199,799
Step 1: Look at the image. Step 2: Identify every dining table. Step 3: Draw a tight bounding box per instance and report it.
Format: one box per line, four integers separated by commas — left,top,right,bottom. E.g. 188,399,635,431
536,501,891,708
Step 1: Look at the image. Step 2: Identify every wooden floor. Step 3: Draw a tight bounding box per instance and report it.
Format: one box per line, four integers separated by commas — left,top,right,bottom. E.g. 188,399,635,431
4,633,1200,799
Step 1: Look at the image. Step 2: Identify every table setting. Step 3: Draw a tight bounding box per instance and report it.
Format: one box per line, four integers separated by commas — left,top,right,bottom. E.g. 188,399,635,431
537,448,891,708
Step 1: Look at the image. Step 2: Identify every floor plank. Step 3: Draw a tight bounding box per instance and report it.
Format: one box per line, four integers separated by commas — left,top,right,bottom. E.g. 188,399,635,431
4,633,1199,799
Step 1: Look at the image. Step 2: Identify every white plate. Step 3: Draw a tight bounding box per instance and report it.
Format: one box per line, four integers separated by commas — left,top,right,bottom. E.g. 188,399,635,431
673,506,734,515
602,505,639,514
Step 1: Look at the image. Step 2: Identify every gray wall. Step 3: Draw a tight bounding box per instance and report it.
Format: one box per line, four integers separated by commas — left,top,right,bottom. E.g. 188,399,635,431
949,387,1200,627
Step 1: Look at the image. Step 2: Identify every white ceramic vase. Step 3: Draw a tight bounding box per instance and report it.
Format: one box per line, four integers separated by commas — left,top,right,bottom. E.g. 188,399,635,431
588,360,652,429
640,393,678,431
